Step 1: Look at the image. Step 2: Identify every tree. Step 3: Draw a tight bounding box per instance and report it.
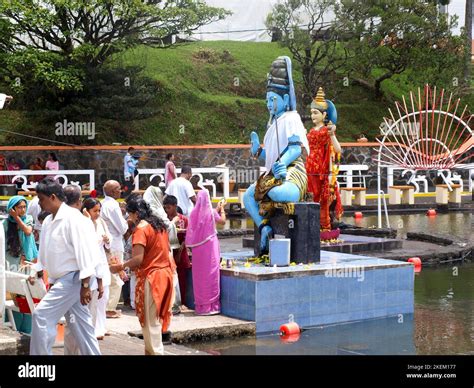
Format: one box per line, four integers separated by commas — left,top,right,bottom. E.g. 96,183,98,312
336,0,464,98
1,1,229,67
0,0,229,95
266,0,349,109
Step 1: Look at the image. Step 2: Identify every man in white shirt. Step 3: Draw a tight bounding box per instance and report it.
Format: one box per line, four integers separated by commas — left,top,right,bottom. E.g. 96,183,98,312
29,179,101,355
101,180,128,318
63,185,105,354
0,93,13,109
165,166,196,217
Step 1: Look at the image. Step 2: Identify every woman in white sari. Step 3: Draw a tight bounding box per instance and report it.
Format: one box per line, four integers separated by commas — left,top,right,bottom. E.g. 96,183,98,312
81,198,112,339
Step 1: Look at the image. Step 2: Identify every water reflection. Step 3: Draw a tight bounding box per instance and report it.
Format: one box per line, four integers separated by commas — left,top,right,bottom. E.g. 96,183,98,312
191,316,416,355
413,263,474,355
219,213,472,243
341,213,473,242
189,262,474,355
208,213,474,354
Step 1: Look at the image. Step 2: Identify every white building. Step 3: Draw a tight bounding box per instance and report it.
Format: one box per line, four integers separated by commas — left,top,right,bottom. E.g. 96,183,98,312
191,0,279,42
441,0,469,36
193,0,470,42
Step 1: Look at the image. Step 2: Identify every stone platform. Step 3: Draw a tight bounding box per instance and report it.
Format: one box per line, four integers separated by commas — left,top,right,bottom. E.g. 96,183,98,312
218,250,414,334
243,234,403,255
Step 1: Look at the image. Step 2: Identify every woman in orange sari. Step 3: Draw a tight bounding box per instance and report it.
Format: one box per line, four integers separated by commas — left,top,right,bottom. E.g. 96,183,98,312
110,197,174,355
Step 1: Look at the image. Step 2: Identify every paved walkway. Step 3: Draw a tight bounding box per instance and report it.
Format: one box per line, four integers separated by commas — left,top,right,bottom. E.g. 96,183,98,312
106,304,254,342
48,304,254,355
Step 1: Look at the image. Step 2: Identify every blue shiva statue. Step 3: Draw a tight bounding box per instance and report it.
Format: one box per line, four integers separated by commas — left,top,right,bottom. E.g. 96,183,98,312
243,56,309,254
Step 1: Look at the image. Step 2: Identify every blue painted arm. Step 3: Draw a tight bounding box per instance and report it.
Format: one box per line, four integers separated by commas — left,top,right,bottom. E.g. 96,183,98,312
272,135,301,179
279,134,302,167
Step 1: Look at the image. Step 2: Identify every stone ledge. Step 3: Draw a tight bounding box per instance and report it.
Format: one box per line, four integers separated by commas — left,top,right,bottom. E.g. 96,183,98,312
218,229,254,238
171,323,256,344
0,327,29,355
339,227,397,239
363,242,474,265
406,232,456,246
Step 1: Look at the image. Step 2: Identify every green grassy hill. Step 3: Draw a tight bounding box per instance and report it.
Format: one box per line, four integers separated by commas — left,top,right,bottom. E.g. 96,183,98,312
116,41,392,144
1,41,472,145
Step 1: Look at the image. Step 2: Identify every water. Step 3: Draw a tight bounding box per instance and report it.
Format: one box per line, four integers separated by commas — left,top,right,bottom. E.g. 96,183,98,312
189,262,474,355
341,212,474,243
192,212,474,355
218,213,473,242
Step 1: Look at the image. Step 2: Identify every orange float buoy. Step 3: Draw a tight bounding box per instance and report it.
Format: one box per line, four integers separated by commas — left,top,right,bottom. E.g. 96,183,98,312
56,323,65,343
354,211,363,219
426,208,437,216
280,322,300,336
408,257,422,272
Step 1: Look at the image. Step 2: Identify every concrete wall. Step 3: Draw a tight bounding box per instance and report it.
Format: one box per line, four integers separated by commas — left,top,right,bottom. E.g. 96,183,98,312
0,143,471,192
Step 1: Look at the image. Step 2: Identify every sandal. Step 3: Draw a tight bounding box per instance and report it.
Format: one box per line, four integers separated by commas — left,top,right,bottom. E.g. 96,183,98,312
106,311,121,319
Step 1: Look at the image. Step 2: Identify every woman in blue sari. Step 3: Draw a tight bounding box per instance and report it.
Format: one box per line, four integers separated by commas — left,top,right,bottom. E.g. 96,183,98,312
3,196,38,272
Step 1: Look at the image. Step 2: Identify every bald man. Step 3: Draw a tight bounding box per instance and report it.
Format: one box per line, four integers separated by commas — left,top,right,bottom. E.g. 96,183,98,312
63,184,82,210
100,180,128,317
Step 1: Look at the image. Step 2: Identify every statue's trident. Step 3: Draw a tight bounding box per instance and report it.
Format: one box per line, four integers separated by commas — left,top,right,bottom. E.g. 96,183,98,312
272,96,286,183
273,96,281,163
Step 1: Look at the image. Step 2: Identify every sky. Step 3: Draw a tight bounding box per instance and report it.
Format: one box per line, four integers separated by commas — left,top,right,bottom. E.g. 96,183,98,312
197,0,471,41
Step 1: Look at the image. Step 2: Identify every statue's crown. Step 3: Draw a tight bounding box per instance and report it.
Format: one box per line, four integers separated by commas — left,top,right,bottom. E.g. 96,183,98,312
311,87,328,111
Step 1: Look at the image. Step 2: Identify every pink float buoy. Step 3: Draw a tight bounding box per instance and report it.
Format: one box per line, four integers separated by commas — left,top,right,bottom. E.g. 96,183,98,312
426,208,437,216
408,257,422,272
354,211,363,219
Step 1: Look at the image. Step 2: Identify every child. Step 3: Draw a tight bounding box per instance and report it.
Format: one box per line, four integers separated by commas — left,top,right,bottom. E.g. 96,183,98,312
163,195,191,305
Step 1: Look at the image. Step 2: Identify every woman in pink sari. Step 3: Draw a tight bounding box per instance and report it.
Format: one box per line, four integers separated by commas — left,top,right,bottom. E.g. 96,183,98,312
185,190,226,315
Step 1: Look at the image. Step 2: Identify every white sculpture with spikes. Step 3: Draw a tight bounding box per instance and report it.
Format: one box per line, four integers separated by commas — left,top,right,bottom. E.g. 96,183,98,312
376,85,473,227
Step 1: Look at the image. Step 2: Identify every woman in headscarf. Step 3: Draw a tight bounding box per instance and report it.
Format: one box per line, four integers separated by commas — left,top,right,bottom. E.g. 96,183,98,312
0,154,9,184
109,197,174,355
143,185,182,314
3,196,38,272
143,186,169,228
185,190,226,315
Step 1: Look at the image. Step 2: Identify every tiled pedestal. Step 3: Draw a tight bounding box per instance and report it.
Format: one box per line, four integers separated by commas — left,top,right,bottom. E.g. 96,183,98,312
219,250,414,334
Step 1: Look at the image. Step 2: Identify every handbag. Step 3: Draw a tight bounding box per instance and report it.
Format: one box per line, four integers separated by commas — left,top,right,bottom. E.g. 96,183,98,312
168,223,180,250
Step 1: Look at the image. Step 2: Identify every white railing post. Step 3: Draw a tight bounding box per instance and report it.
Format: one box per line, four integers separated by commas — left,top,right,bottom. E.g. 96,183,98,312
0,170,96,190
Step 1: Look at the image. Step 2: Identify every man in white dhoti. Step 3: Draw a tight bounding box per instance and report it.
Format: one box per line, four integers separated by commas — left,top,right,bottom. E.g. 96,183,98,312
29,179,101,355
62,185,105,354
101,180,128,318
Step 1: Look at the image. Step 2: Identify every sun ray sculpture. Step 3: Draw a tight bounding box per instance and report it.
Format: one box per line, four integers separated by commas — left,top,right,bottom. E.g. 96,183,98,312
376,85,473,227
